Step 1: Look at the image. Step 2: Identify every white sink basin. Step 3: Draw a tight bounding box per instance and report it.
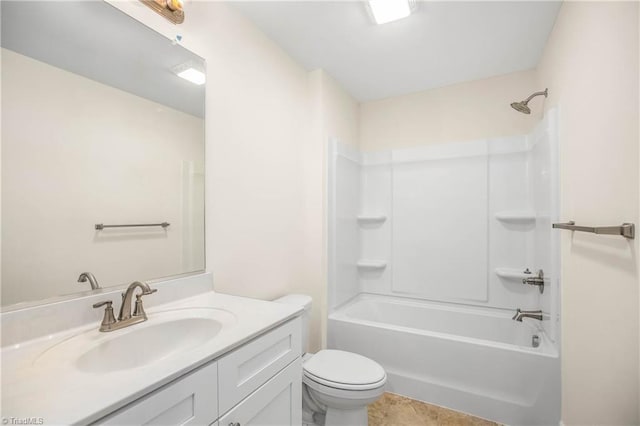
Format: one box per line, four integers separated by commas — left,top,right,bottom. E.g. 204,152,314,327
35,308,236,373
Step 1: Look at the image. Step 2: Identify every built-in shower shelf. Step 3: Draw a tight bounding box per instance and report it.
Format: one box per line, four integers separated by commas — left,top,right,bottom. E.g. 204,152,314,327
357,260,387,270
495,268,532,280
495,211,536,223
357,215,387,225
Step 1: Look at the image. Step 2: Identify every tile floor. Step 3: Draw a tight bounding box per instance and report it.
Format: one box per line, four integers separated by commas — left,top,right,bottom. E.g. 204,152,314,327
368,393,499,426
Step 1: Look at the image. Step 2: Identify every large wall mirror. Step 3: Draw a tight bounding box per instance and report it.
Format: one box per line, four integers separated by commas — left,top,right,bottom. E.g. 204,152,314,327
1,1,205,308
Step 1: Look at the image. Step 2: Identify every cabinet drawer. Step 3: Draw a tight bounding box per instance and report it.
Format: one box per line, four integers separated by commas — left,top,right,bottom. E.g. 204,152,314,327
218,318,301,415
219,358,302,426
96,361,218,425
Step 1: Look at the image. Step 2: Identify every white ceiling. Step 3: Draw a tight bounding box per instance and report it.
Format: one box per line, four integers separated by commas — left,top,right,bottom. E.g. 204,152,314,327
232,1,562,101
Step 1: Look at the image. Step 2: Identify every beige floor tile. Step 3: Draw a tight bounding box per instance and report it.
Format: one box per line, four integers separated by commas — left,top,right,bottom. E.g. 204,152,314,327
368,393,499,426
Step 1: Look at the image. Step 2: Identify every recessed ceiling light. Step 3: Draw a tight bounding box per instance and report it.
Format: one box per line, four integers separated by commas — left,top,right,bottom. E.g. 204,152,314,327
367,0,415,25
172,62,206,85
177,68,205,85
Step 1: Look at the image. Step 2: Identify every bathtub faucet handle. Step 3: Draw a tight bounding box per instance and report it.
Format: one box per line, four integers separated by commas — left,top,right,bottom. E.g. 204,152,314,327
522,269,545,294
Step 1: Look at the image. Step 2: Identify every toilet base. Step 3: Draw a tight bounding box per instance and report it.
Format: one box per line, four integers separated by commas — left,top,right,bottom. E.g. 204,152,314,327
325,406,368,426
303,406,367,426
302,381,380,426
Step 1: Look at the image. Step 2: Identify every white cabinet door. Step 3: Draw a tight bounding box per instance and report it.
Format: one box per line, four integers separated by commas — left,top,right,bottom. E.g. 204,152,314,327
218,318,301,414
97,361,218,425
219,358,302,426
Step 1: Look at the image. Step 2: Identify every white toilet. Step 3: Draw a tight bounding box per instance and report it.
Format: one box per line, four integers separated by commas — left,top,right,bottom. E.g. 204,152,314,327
274,295,386,426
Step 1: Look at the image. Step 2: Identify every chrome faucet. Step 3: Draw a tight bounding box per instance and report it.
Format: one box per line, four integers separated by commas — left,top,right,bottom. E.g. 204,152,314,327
78,272,100,290
512,308,543,322
92,281,157,332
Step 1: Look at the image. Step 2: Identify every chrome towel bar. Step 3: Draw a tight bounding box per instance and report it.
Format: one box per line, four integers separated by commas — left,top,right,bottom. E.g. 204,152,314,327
95,222,170,230
552,221,635,239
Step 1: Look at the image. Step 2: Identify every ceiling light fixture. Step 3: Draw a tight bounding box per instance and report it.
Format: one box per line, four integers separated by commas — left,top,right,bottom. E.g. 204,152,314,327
172,62,206,85
367,0,415,25
176,68,205,85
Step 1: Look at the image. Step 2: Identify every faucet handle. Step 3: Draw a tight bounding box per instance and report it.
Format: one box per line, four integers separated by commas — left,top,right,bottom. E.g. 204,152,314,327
132,288,156,318
131,287,158,319
93,300,117,331
133,294,148,318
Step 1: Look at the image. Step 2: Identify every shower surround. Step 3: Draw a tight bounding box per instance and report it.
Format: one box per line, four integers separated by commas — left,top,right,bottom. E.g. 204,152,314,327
327,110,560,425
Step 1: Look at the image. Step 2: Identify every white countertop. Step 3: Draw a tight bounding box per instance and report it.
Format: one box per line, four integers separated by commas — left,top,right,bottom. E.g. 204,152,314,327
1,291,302,425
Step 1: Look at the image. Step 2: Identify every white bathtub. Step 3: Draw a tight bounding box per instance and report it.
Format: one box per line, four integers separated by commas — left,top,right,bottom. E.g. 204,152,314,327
328,294,560,425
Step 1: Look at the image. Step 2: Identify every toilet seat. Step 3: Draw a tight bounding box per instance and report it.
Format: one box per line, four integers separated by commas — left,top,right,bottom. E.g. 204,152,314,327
304,370,387,393
303,349,387,391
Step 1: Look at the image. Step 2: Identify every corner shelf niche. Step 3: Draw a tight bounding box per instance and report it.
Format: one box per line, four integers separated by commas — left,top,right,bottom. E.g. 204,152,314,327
495,211,536,224
357,260,387,270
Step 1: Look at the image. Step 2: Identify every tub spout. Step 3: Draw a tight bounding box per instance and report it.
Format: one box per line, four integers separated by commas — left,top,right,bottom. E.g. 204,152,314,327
512,308,543,322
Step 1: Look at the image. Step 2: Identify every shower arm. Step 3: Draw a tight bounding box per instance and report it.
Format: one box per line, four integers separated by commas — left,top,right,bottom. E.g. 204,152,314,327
523,89,548,104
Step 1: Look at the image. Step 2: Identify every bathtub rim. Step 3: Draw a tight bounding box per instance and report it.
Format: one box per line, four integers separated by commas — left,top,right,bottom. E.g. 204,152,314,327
329,293,559,358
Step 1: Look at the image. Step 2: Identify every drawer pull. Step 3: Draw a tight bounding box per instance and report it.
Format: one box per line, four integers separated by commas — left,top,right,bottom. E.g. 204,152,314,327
229,423,240,426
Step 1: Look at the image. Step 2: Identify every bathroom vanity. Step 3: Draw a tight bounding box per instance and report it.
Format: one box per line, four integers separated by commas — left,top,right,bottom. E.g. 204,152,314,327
1,273,303,425
100,318,302,425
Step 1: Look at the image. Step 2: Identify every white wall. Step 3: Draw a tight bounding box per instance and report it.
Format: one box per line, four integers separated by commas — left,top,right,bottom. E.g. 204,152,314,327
307,70,360,347
537,2,639,424
1,47,204,306
182,1,317,347
310,70,360,150
360,70,542,151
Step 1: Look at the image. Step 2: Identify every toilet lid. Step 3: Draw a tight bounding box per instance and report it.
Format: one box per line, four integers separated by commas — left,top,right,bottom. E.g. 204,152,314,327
303,350,386,388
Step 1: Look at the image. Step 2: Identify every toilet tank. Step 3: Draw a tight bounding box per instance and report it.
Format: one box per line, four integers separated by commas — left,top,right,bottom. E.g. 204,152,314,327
273,294,312,353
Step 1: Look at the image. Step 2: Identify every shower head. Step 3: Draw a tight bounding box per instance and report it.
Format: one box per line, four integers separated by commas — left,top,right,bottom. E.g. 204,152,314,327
510,101,531,114
511,88,548,114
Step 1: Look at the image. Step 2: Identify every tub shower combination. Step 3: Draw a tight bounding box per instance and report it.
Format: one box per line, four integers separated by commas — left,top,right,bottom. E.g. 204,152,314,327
327,109,560,425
